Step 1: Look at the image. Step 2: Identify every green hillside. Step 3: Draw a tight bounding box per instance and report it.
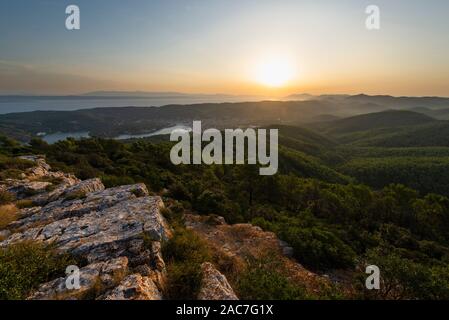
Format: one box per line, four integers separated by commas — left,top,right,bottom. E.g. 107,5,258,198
319,110,435,135
2,131,449,300
342,122,449,148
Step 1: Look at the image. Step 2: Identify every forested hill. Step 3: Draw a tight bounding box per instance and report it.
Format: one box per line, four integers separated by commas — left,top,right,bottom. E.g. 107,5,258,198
0,101,339,140
1,129,449,299
1,95,449,141
317,110,435,135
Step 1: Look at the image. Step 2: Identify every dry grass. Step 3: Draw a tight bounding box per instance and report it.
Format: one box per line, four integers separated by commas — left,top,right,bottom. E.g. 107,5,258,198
15,199,35,209
0,204,18,229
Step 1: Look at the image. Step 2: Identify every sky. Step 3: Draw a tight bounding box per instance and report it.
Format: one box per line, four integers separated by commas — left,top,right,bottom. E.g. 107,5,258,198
0,0,448,96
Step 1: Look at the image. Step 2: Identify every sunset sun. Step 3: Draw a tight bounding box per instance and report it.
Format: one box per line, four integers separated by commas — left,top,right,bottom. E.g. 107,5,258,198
255,57,294,88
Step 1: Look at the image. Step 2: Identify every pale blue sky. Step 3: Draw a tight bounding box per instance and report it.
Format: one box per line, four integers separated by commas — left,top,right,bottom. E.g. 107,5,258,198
1,0,448,95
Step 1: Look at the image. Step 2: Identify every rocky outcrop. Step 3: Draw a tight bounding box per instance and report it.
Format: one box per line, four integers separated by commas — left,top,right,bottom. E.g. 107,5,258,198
0,156,172,300
198,262,238,300
185,214,329,296
2,196,170,263
101,274,163,300
4,155,80,203
29,257,129,300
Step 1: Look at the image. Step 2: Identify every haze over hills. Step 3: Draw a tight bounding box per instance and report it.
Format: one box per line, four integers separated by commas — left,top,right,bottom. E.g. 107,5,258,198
81,91,259,99
1,92,449,115
1,95,449,142
0,91,267,114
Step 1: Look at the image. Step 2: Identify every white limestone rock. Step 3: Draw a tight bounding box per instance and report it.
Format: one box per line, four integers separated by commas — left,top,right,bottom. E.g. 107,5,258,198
101,274,163,300
198,262,238,300
28,257,129,300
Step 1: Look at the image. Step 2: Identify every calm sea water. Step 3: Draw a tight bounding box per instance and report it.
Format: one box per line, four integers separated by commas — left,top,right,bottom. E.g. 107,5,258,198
0,96,262,114
41,132,91,144
42,125,192,144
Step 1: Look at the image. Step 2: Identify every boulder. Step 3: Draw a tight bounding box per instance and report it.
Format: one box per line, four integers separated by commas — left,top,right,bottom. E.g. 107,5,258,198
198,262,238,300
9,183,149,231
101,274,162,300
20,155,51,178
28,257,129,300
1,196,171,263
6,181,51,199
62,178,105,199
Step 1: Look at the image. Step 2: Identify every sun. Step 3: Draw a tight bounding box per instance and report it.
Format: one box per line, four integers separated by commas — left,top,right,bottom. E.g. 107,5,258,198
254,57,294,88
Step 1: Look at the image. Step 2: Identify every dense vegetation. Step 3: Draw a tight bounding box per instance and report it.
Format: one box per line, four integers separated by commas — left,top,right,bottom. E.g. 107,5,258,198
2,106,449,299
1,126,448,299
0,242,78,299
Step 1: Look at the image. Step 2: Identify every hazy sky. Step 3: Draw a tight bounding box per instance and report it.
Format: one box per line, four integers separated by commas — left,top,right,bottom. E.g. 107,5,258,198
1,0,448,96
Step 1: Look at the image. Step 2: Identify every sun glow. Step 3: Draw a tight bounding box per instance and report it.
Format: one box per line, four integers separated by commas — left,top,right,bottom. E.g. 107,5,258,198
254,57,295,88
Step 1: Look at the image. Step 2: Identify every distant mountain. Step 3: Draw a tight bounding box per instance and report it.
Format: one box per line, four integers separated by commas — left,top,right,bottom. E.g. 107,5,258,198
307,114,341,123
284,93,317,101
82,91,246,99
285,93,449,110
346,94,449,109
1,96,448,143
311,109,449,148
83,91,189,97
411,107,449,120
319,110,435,134
0,101,339,141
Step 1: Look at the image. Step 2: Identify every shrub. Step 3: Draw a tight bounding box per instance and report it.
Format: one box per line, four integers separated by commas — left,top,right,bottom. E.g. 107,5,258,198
165,262,204,300
360,248,449,300
161,206,184,225
15,200,35,209
0,155,33,171
0,242,77,299
63,190,86,202
284,227,356,270
0,204,18,229
0,169,24,180
195,190,227,215
253,216,356,271
168,181,192,201
0,190,15,205
236,256,309,300
36,176,64,185
162,227,211,299
162,227,211,265
100,175,135,188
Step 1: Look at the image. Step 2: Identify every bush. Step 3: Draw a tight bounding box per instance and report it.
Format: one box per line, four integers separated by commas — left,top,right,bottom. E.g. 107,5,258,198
0,155,33,171
284,227,356,270
0,169,25,180
100,175,135,188
162,227,211,266
0,204,18,229
15,200,35,209
165,262,204,300
236,256,309,300
195,190,227,215
168,181,192,201
0,242,77,299
162,227,211,299
0,190,15,205
63,190,86,202
253,216,356,271
360,248,449,300
161,205,184,225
